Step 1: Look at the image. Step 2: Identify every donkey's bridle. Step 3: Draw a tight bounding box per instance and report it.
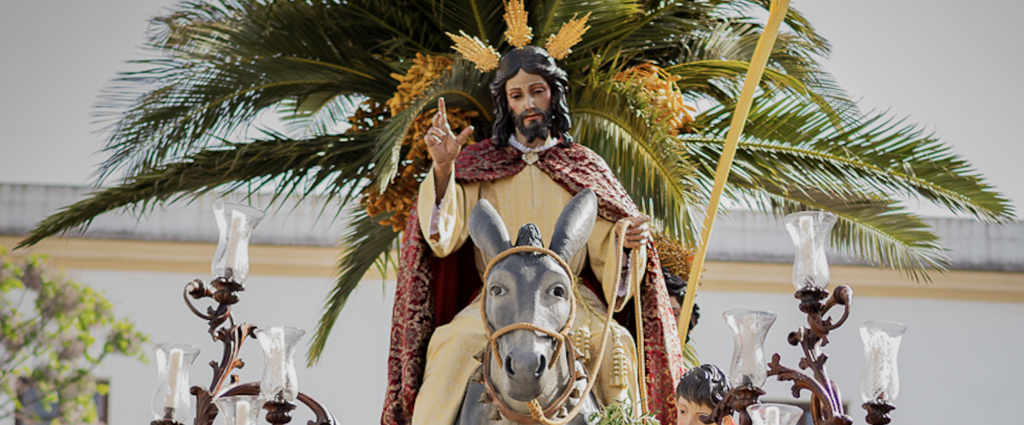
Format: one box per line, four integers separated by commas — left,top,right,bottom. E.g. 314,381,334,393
480,245,577,371
477,219,629,425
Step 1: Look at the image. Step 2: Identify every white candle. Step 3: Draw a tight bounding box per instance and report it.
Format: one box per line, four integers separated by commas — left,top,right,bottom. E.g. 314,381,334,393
269,327,286,397
798,215,814,287
223,211,245,279
766,405,780,425
165,348,184,409
235,400,250,425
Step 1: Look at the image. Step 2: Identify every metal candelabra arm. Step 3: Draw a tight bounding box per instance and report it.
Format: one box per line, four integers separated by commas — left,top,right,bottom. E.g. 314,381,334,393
699,385,765,425
164,277,336,425
217,383,336,425
767,285,855,425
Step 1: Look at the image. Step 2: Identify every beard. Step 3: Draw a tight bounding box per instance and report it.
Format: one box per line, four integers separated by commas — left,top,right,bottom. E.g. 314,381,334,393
513,107,553,143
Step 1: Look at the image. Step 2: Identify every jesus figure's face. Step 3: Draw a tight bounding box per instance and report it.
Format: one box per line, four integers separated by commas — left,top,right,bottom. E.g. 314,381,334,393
505,69,553,145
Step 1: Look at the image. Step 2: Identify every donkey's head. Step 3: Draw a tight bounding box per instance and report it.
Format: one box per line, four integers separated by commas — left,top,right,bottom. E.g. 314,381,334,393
469,189,597,402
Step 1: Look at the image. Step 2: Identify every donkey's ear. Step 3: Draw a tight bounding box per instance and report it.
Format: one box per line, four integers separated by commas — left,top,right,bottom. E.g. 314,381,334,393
549,188,598,262
469,199,512,259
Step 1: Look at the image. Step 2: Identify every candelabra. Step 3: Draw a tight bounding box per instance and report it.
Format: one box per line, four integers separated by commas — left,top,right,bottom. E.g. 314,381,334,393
148,204,336,425
701,212,905,425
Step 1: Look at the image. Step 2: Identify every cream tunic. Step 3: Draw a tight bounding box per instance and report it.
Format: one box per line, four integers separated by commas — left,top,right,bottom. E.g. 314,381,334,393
411,164,646,424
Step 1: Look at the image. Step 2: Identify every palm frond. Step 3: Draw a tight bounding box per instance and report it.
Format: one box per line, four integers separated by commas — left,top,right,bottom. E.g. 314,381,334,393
530,0,642,54
570,71,700,245
730,0,831,55
431,0,505,48
688,98,1015,223
278,94,361,137
307,209,399,365
669,20,855,121
666,59,847,123
96,0,403,182
369,59,494,194
18,132,377,249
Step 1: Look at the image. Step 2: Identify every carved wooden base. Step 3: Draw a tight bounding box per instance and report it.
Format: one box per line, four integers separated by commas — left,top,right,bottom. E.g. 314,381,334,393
265,399,297,425
150,419,183,425
862,401,895,425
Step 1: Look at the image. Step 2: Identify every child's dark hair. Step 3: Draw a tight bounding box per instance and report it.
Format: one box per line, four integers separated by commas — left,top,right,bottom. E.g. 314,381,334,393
676,364,732,408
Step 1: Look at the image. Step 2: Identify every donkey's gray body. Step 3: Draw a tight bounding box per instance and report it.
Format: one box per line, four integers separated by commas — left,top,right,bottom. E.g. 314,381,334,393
454,189,602,425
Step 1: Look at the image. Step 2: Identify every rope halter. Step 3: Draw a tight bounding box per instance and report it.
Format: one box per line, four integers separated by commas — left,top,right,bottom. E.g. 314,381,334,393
480,245,577,370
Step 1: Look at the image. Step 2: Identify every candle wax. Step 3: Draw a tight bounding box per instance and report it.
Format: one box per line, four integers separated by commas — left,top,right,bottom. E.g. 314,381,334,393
165,348,184,409
766,405,780,425
235,400,250,425
223,210,245,279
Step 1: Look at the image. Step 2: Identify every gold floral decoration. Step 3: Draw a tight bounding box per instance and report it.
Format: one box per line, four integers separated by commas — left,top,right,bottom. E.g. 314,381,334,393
504,0,532,48
446,31,501,72
360,54,478,232
614,64,696,136
653,232,695,282
544,12,592,60
387,53,453,116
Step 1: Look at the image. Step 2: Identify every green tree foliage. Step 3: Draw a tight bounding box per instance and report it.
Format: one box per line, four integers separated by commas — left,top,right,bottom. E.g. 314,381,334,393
14,0,1014,363
0,247,148,424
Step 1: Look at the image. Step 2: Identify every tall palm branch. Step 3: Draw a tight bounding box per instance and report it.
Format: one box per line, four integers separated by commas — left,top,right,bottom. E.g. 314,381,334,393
17,0,1014,363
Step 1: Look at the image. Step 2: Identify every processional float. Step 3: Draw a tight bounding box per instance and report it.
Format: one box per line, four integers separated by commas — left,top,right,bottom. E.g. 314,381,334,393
142,1,903,425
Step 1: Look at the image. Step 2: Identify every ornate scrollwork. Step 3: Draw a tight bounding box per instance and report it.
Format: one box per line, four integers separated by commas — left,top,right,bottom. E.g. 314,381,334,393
767,285,855,425
220,383,337,425
177,278,336,425
699,386,765,425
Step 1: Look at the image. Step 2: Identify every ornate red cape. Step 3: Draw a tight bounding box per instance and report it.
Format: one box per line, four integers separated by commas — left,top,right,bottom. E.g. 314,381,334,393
382,139,684,424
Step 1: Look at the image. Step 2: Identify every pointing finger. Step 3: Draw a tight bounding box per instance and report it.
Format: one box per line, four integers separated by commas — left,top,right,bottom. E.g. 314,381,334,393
438,97,449,128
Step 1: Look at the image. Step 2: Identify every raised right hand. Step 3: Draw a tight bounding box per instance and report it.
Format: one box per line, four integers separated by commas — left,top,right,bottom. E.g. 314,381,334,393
425,97,473,176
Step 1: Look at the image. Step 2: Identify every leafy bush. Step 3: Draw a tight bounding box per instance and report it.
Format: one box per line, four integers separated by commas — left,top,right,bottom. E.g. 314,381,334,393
0,247,148,424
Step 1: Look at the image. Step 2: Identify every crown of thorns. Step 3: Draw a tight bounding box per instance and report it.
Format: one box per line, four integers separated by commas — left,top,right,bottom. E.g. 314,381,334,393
445,0,591,72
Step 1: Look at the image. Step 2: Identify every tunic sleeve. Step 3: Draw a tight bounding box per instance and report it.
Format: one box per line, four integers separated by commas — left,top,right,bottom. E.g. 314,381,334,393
586,217,647,312
417,167,477,258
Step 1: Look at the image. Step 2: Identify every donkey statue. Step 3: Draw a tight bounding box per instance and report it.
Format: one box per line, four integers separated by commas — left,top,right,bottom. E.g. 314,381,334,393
456,188,603,425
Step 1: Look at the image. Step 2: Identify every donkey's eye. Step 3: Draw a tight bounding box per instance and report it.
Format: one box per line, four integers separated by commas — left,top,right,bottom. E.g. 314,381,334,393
490,285,506,296
549,285,566,298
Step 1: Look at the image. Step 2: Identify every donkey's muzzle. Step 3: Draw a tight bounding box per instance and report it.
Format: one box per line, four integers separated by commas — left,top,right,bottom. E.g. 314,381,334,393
505,350,547,378
503,345,549,401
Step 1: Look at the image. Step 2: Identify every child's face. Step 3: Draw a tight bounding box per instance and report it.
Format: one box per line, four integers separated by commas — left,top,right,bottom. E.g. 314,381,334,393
675,398,734,425
676,398,714,425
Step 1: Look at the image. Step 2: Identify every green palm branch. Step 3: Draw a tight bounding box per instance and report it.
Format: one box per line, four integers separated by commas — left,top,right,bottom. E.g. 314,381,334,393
17,0,1014,365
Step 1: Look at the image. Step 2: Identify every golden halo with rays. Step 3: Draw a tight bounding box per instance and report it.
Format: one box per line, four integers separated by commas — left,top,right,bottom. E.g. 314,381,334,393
446,1,590,71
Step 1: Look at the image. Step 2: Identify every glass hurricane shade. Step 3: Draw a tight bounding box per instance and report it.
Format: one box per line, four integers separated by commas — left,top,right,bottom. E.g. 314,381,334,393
214,395,265,425
211,203,265,283
747,403,805,425
723,309,776,388
150,343,201,422
784,211,837,290
254,326,306,402
860,320,906,403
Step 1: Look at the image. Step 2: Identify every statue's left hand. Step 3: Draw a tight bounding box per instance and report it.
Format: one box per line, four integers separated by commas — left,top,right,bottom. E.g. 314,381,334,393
623,216,650,249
